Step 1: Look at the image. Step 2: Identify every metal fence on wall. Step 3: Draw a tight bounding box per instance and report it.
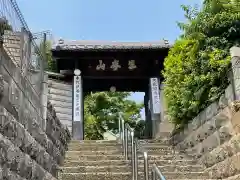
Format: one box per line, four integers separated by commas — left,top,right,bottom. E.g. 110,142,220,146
0,0,50,130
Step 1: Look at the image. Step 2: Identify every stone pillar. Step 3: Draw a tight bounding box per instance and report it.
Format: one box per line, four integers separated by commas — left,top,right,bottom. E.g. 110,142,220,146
159,84,165,122
156,84,173,138
72,69,84,140
144,92,151,138
149,77,161,139
20,27,31,76
230,46,240,100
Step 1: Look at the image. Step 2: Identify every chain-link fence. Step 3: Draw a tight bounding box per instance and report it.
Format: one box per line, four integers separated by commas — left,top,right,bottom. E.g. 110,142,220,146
0,0,51,130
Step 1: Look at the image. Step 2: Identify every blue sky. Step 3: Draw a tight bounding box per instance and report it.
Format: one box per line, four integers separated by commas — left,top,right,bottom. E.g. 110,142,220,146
17,0,201,118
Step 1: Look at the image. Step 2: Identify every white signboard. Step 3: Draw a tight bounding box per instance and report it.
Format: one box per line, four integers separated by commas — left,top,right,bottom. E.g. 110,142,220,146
73,76,82,122
150,78,161,114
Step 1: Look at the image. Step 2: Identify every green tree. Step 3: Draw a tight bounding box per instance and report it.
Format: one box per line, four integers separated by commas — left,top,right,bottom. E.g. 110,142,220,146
84,92,144,140
37,40,57,72
163,0,239,129
0,18,12,36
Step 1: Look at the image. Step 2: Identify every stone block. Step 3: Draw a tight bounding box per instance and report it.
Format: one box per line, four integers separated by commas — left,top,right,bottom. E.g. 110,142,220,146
206,152,240,179
215,107,232,129
199,110,207,126
219,93,228,109
0,133,57,180
192,114,201,131
201,133,240,168
0,165,27,180
206,102,219,122
218,126,234,144
201,131,220,153
194,118,216,143
0,39,70,178
231,111,240,134
0,108,59,175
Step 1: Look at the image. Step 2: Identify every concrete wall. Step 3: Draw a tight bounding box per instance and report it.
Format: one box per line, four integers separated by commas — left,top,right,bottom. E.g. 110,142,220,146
48,79,73,134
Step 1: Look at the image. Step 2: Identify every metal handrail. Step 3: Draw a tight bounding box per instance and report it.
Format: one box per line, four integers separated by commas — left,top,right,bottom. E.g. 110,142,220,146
118,113,166,180
118,113,137,180
151,164,166,180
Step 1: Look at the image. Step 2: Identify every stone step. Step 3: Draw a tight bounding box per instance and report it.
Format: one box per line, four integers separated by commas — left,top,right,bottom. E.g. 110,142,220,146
50,100,72,108
67,145,120,151
138,139,170,145
59,172,209,180
68,141,120,148
138,154,190,161
59,119,72,127
61,164,204,173
57,113,72,120
65,154,125,161
70,140,118,144
65,153,189,161
48,96,72,103
48,80,72,91
139,145,173,152
140,143,173,148
140,143,171,147
139,149,195,157
63,160,129,167
144,149,182,155
66,150,122,156
65,149,182,156
49,87,72,97
63,159,198,167
49,93,72,102
55,107,72,115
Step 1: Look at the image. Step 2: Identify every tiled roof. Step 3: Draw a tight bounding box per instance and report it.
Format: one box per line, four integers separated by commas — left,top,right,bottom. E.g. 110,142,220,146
52,39,172,50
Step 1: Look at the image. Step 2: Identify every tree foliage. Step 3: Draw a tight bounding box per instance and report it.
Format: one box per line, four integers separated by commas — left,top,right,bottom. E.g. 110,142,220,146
0,18,12,36
84,92,144,140
163,0,239,128
37,40,57,72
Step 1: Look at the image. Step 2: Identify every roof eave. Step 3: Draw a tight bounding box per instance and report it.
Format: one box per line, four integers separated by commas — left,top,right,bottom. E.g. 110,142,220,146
51,45,172,52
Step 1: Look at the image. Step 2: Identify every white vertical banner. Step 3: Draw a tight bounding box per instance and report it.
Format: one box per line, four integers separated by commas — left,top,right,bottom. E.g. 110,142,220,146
73,75,82,122
150,78,161,114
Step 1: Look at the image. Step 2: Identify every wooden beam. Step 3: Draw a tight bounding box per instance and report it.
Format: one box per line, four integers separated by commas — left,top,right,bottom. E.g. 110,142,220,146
82,76,149,79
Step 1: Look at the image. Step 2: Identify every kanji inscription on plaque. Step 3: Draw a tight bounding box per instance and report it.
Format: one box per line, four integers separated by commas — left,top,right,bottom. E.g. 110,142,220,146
128,60,137,70
96,60,106,70
110,59,121,71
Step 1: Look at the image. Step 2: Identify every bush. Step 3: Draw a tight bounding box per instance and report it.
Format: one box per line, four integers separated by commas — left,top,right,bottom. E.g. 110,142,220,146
163,0,238,127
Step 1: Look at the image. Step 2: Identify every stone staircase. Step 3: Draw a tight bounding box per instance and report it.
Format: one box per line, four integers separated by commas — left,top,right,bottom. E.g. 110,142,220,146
48,79,73,134
59,139,214,180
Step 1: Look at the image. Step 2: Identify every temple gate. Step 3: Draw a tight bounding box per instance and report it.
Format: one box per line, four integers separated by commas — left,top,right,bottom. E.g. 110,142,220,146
51,40,171,140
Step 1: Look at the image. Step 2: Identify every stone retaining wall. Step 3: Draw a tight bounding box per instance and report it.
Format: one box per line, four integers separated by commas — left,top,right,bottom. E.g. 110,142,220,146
0,36,71,179
171,84,235,155
170,46,240,179
0,101,70,180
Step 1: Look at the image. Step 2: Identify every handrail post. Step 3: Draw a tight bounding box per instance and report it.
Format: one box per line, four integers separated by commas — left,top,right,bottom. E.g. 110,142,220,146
118,113,121,140
134,139,138,180
144,152,149,180
151,170,156,180
130,131,134,180
121,118,125,151
124,127,128,160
